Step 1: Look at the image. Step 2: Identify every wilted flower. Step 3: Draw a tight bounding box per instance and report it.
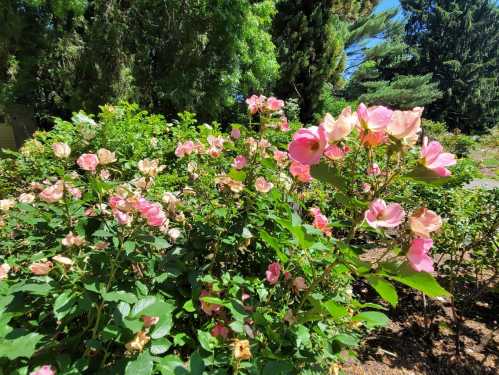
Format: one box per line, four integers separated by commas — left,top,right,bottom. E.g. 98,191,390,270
94,241,110,250
279,116,290,132
0,263,11,280
142,316,160,328
407,238,434,272
292,277,307,293
52,255,73,267
52,142,71,158
138,159,165,177
39,182,64,203
30,261,53,275
232,339,252,361
18,193,36,204
168,228,181,242
199,289,221,316
62,232,86,247
97,148,117,165
100,169,111,180
364,199,405,229
211,323,230,339
77,153,99,172
0,198,16,211
162,192,180,212
125,331,150,352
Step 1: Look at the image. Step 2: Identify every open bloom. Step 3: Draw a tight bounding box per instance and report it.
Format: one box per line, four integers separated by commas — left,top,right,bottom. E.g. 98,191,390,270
409,207,442,238
266,96,285,112
113,209,132,225
288,126,327,165
175,141,194,158
77,153,99,172
309,207,332,236
420,137,456,177
357,103,393,132
254,177,273,193
97,148,117,164
289,161,312,183
266,262,281,285
233,339,252,361
387,107,423,145
232,155,247,170
324,144,347,160
246,94,266,114
30,261,53,276
39,182,64,203
365,199,405,228
53,142,71,158
321,107,356,143
407,238,434,272
367,163,382,176
0,263,10,280
135,198,166,227
30,365,56,375
62,232,86,247
199,290,221,316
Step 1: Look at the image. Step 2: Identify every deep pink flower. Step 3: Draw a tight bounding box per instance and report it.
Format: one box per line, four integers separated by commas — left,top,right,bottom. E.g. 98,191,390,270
279,116,290,132
265,262,281,285
200,290,221,316
211,323,230,339
420,137,456,177
324,144,346,160
266,97,285,112
367,163,381,176
357,103,393,132
77,153,99,172
364,199,405,228
407,238,434,272
136,199,166,227
289,161,312,183
30,365,56,375
409,207,442,238
288,126,327,165
255,177,273,193
232,155,247,170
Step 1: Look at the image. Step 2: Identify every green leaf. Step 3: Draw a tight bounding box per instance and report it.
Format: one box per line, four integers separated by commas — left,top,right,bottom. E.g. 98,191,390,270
262,360,294,375
124,241,136,254
322,300,348,320
131,296,157,317
352,311,390,328
228,168,246,182
125,352,153,375
404,164,450,185
260,230,288,263
200,296,225,306
103,291,138,304
150,338,171,355
197,329,217,352
0,332,43,360
53,291,78,320
390,263,450,297
333,334,358,347
92,229,114,238
150,317,172,339
154,237,169,250
9,283,52,296
311,162,348,191
294,324,311,349
158,355,188,375
182,300,195,312
365,275,398,307
189,352,205,375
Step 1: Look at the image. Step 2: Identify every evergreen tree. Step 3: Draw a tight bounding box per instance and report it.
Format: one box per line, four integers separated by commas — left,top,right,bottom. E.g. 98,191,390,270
400,0,499,132
272,1,379,122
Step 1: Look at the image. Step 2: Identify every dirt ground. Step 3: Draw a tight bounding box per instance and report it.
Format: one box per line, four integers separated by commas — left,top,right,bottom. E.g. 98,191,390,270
342,284,498,375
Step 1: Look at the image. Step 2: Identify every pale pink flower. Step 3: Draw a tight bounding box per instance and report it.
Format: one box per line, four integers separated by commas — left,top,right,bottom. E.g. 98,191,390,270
273,150,288,165
254,177,273,193
211,323,230,339
362,183,371,193
84,207,97,217
245,137,258,154
258,138,271,149
150,137,158,147
279,117,290,132
100,169,111,180
162,192,181,212
108,195,126,210
30,261,53,276
230,128,241,139
62,232,86,247
168,228,181,242
364,199,405,228
407,238,434,272
18,193,35,204
30,365,56,375
67,187,82,199
324,144,346,160
359,129,386,147
113,209,132,225
0,198,16,211
367,163,382,176
289,161,312,183
208,146,222,158
77,153,99,172
292,277,307,293
199,290,221,316
246,94,266,114
94,241,110,250
132,177,151,190
288,126,327,165
387,107,423,145
0,263,10,280
321,108,356,143
409,207,442,238
266,96,285,112
30,182,45,191
39,182,64,203
52,255,73,267
420,137,456,177
142,316,160,328
232,155,247,170
207,135,225,149
309,207,332,236
52,143,71,158
266,262,281,285
357,103,393,132
96,148,116,165
175,141,195,158
138,159,165,177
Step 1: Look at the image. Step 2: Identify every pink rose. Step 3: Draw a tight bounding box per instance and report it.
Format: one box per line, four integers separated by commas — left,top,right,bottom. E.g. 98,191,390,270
357,103,393,132
168,228,181,242
273,150,288,165
138,159,165,176
266,96,285,112
321,107,356,142
292,277,307,293
254,177,273,193
279,117,290,132
0,263,10,280
362,183,371,193
52,143,71,158
175,141,195,158
100,169,111,180
76,153,99,172
207,135,225,149
97,148,117,165
265,262,281,285
67,187,82,199
324,144,347,160
367,163,381,176
230,128,241,139
288,126,327,165
409,207,442,238
359,129,386,147
387,107,423,145
246,94,266,114
30,365,56,375
407,238,434,272
232,155,247,170
211,323,230,339
200,290,221,316
39,182,64,203
420,137,456,177
364,199,405,228
289,161,312,183
309,207,332,236
61,232,86,247
30,261,53,276
113,209,132,225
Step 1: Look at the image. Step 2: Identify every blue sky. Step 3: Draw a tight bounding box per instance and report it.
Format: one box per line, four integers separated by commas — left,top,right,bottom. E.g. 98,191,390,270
375,0,401,14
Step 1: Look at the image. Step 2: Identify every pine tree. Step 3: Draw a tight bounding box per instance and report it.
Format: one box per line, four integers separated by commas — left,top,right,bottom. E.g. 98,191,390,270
400,0,499,132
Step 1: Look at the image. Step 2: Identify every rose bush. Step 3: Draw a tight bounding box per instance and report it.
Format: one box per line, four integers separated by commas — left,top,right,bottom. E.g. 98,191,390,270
0,100,455,374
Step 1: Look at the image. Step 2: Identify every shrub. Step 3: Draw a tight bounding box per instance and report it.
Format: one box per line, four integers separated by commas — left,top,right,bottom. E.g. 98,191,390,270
0,99,454,373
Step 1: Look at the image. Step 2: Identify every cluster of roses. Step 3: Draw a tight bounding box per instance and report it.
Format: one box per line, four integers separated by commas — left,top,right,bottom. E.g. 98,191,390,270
175,135,226,159
108,194,166,227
